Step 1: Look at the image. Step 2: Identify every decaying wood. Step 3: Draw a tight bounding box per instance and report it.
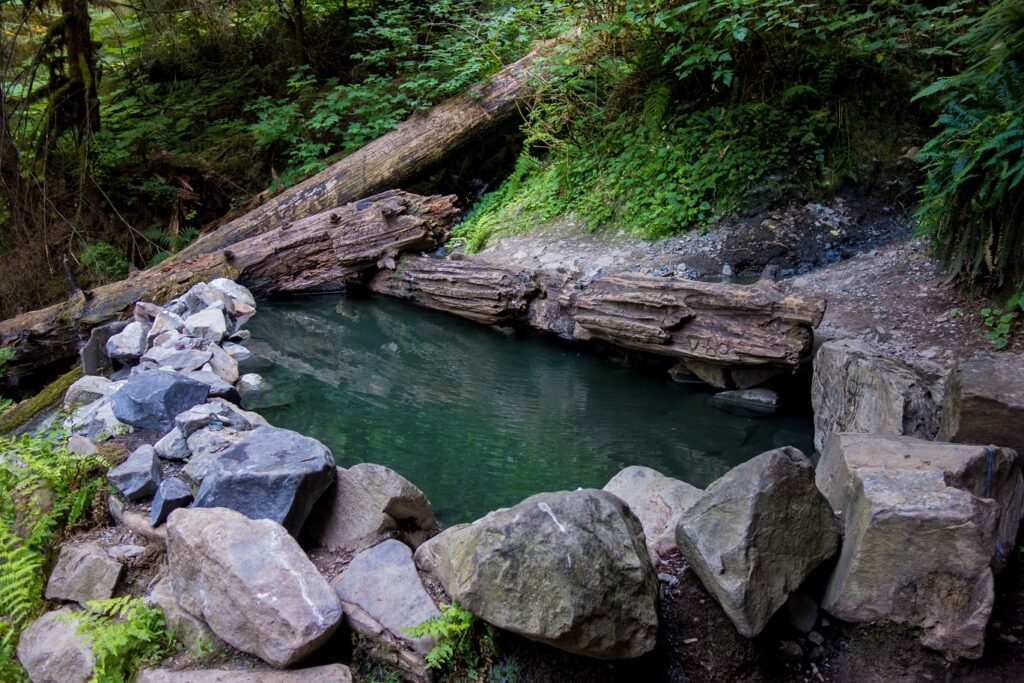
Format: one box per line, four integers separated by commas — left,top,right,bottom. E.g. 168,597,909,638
0,191,458,388
368,256,538,325
567,273,825,367
175,42,556,261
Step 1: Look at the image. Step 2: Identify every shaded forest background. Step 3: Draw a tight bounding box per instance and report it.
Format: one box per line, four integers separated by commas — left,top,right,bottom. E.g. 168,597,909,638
0,0,1022,321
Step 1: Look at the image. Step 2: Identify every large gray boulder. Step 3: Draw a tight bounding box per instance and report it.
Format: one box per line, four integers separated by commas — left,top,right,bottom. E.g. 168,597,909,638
811,339,939,451
107,444,161,501
675,447,839,637
333,540,439,679
17,607,94,683
603,465,701,562
306,463,438,552
167,507,342,668
822,468,997,659
414,489,658,659
136,665,352,683
192,427,335,536
817,433,1023,567
111,371,209,432
44,542,123,605
940,353,1024,455
145,577,225,656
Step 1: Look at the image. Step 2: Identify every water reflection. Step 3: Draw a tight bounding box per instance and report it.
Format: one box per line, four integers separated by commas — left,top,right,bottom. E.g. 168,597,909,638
245,294,815,524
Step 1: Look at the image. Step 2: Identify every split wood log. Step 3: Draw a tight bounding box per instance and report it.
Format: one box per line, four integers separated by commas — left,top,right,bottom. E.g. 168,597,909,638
368,256,538,325
0,191,458,388
567,273,826,367
174,42,556,261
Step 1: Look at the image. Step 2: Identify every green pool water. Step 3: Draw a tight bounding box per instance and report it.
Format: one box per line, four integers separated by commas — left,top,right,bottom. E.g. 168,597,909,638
244,294,814,525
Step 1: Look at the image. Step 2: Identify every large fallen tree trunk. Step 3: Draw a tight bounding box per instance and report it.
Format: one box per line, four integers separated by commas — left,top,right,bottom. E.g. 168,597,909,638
366,256,826,374
174,42,554,261
0,191,458,389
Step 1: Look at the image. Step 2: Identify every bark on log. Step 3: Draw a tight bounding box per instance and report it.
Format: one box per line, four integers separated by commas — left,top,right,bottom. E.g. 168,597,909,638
567,273,825,367
174,42,555,261
0,191,458,388
368,256,538,325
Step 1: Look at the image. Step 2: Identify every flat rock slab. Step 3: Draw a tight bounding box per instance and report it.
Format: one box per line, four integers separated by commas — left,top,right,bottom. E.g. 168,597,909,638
818,433,1023,567
193,427,335,537
45,542,123,605
941,353,1024,455
415,488,658,659
334,539,439,673
676,447,839,637
603,465,701,561
822,469,997,659
111,370,209,432
17,607,94,683
811,339,939,451
306,463,438,552
167,507,342,667
108,444,161,501
136,664,352,683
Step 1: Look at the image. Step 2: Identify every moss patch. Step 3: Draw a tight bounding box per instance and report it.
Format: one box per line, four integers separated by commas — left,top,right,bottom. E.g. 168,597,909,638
0,366,83,435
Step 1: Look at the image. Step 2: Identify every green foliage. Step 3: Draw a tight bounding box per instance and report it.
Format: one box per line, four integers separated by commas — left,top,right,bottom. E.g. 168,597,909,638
80,243,131,283
403,601,495,677
0,429,107,678
457,0,966,249
915,0,1024,290
69,597,174,683
980,290,1023,349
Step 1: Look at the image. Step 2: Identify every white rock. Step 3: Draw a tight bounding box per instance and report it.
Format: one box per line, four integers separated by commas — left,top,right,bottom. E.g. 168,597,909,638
185,308,229,344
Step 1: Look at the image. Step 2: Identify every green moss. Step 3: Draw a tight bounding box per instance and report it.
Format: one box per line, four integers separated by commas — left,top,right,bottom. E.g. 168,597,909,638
0,367,83,435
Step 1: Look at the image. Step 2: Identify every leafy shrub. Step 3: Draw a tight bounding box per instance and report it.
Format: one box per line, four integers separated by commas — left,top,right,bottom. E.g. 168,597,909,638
916,0,1024,291
70,597,174,683
403,601,495,676
80,243,131,283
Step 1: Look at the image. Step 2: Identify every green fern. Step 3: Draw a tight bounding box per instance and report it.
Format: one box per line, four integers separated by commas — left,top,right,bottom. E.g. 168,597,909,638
402,602,494,675
68,597,174,683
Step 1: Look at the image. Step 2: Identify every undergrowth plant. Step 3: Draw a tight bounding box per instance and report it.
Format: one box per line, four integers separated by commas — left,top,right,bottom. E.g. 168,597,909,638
0,428,108,679
916,0,1024,292
68,597,175,683
980,290,1023,349
403,601,496,678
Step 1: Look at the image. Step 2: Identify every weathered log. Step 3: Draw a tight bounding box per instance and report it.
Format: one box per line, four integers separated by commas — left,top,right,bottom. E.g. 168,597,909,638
0,191,458,389
175,42,555,261
566,273,825,368
368,256,538,325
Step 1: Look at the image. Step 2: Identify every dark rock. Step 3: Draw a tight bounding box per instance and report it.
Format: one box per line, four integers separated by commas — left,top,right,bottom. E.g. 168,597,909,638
710,388,781,416
193,427,335,536
150,478,194,526
779,640,803,662
786,593,819,634
107,445,161,501
111,370,210,432
80,320,129,375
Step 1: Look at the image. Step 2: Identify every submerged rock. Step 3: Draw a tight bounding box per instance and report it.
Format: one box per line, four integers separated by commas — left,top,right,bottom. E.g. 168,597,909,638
45,542,123,605
822,469,997,659
940,353,1024,455
676,447,839,637
333,540,439,678
811,339,939,451
305,463,438,552
709,388,780,416
192,427,335,536
415,489,659,659
603,465,701,562
167,507,342,668
17,607,94,683
111,370,209,432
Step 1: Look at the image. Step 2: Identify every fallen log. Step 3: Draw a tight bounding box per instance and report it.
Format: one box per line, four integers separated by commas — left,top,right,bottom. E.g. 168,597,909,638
368,255,826,372
368,256,538,325
175,42,556,261
0,191,458,389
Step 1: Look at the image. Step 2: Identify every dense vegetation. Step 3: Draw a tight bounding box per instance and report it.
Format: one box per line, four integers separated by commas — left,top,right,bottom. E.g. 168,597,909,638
0,0,1021,314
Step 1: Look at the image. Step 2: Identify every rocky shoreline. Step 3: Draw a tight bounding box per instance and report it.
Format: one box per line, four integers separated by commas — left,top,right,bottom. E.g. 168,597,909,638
10,263,1024,681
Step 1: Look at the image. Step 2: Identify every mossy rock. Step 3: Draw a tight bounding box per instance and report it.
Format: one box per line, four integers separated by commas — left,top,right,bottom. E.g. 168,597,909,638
0,366,83,435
